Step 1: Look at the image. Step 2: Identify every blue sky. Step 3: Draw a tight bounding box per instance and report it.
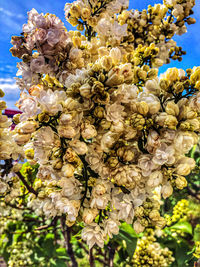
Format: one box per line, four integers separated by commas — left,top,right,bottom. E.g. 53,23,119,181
0,0,199,109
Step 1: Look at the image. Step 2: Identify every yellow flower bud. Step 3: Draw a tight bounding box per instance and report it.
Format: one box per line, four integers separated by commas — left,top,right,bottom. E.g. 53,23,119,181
68,17,79,26
70,5,81,18
159,79,169,91
100,56,113,71
0,100,6,110
81,8,91,21
165,68,179,83
0,89,5,98
77,23,84,31
175,176,187,190
165,101,179,116
13,114,21,124
136,101,149,116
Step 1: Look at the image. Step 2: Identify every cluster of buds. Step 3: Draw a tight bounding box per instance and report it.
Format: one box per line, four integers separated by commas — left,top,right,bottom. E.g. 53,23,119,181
7,241,34,267
133,228,174,267
194,240,200,259
0,90,23,199
65,0,129,39
165,199,189,226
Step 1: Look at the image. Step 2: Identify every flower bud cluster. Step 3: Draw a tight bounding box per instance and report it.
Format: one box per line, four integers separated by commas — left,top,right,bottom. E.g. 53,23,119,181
118,0,195,66
7,241,34,267
133,228,174,267
65,0,128,39
194,241,200,259
0,91,23,198
165,199,189,226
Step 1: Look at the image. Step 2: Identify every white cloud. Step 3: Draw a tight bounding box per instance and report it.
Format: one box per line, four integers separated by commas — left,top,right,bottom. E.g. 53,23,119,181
0,78,20,94
0,78,14,82
0,78,20,109
0,7,24,19
0,7,24,33
4,100,18,109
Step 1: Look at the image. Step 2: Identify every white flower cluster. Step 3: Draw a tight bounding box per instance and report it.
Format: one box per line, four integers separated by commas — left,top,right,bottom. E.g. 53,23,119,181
4,0,199,249
0,90,23,197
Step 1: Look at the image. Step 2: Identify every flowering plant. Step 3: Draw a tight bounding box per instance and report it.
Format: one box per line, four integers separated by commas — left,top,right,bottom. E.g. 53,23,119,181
0,0,200,266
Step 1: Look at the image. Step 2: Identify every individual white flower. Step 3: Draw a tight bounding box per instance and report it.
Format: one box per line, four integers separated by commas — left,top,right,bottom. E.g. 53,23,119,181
109,47,121,64
13,133,31,145
174,131,198,154
34,126,54,148
81,223,105,249
95,18,111,37
43,198,57,218
0,141,14,160
172,4,184,18
90,180,112,209
82,208,99,224
175,157,195,176
101,132,117,152
59,177,82,200
145,130,161,154
16,93,39,121
0,181,8,194
147,171,163,188
38,89,66,115
162,181,173,199
138,93,160,114
68,140,88,155
58,125,76,139
61,164,75,178
106,103,125,122
189,92,200,111
107,0,129,15
153,144,175,165
133,220,145,234
37,165,58,181
15,121,38,134
33,126,55,163
104,219,119,238
81,123,97,139
138,154,158,176
176,25,187,36
117,84,138,103
111,21,128,41
160,129,176,144
114,193,135,224
145,78,160,95
30,56,45,73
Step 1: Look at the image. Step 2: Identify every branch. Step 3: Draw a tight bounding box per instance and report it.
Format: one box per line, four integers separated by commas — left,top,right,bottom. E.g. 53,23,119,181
187,186,200,201
16,171,38,196
80,155,89,206
78,241,88,254
4,202,25,210
108,246,115,267
89,248,95,267
35,216,58,231
60,216,78,267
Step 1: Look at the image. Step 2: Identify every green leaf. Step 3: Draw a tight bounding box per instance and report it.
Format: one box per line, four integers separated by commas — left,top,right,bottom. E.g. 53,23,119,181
120,223,138,237
55,259,67,267
114,229,137,258
43,233,55,256
190,144,197,158
175,241,190,267
50,258,57,266
56,247,67,256
170,221,193,235
194,225,200,241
